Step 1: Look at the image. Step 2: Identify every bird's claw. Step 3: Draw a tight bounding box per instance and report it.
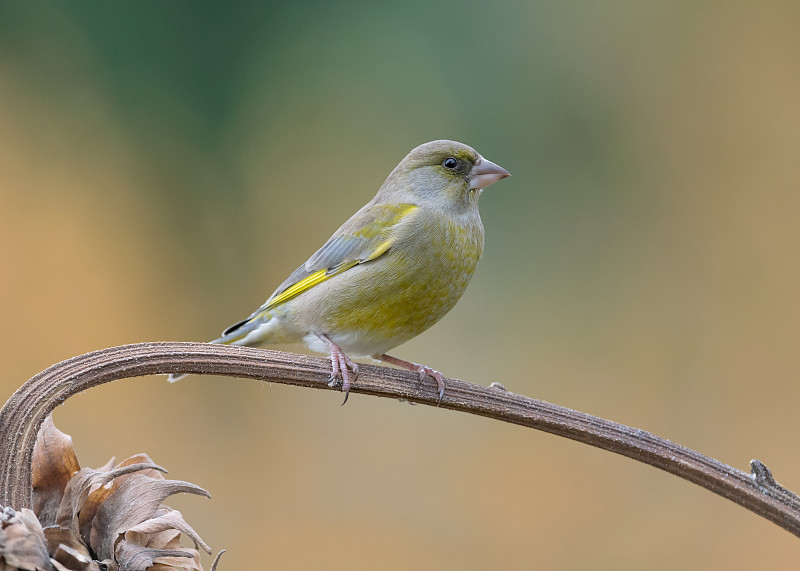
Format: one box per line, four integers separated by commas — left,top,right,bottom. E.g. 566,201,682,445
376,354,447,403
322,335,359,405
416,366,446,404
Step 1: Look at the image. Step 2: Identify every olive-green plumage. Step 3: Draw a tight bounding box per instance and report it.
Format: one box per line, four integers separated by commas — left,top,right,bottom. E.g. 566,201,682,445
169,140,509,401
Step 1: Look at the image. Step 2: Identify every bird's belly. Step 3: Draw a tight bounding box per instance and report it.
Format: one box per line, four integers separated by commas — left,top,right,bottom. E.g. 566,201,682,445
288,218,483,356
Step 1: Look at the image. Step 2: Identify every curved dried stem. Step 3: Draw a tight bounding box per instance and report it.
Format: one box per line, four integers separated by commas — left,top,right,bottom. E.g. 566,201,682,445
1,342,799,538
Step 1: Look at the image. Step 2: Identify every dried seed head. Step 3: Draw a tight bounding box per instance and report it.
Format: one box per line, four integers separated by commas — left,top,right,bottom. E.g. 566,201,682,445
0,416,216,571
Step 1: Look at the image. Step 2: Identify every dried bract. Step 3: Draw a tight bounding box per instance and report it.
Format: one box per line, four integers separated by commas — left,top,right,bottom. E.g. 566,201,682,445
0,416,214,571
0,506,51,571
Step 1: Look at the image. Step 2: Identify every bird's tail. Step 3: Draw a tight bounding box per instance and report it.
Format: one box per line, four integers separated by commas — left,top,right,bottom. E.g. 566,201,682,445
166,311,274,383
167,373,189,383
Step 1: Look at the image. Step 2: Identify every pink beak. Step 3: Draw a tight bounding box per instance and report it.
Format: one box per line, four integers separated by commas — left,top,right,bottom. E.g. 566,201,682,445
469,157,511,190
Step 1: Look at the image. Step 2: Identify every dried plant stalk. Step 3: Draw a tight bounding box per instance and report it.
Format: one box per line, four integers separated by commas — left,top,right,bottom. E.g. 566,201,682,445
1,341,800,542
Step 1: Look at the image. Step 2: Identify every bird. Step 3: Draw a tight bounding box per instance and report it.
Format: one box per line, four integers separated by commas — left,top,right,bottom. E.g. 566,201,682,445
169,140,510,403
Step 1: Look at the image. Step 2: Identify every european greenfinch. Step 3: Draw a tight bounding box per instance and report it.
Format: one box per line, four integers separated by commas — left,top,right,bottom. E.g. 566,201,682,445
169,140,510,402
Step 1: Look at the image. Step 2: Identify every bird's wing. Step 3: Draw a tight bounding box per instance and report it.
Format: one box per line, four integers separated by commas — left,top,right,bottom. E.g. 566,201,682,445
258,202,418,315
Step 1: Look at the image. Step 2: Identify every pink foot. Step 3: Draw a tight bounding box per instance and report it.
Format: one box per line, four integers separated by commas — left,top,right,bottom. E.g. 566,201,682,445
317,334,359,405
376,354,446,402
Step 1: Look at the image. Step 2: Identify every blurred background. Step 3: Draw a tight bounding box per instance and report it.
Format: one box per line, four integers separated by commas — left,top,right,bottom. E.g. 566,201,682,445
2,2,799,569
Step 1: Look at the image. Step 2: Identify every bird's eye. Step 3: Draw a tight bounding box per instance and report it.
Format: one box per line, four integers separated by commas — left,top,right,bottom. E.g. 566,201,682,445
443,157,458,169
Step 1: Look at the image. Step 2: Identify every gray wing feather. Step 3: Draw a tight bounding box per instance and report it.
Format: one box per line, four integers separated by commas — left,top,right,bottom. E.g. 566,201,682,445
258,202,408,309
266,234,367,301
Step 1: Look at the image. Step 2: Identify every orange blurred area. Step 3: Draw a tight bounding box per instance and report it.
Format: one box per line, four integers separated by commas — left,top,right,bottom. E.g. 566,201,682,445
2,3,800,569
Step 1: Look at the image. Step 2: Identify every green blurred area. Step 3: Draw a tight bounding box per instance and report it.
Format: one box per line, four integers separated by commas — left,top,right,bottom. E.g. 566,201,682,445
2,2,800,569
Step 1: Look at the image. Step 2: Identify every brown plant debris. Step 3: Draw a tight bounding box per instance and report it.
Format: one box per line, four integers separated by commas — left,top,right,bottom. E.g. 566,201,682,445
0,506,50,571
0,416,215,571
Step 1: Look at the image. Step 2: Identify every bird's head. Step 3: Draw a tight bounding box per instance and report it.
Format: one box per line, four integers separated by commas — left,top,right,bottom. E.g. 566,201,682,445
380,140,510,211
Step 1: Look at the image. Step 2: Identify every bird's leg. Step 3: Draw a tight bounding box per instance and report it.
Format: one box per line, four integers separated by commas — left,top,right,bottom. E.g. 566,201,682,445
375,354,446,402
316,333,359,405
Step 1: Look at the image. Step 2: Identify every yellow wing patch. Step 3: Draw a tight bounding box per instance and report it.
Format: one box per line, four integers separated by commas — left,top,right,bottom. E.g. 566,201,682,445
259,203,418,313
364,238,392,261
263,261,358,311
352,203,418,239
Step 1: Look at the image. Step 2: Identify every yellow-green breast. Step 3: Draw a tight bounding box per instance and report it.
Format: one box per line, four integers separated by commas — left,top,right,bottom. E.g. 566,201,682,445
282,205,484,356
